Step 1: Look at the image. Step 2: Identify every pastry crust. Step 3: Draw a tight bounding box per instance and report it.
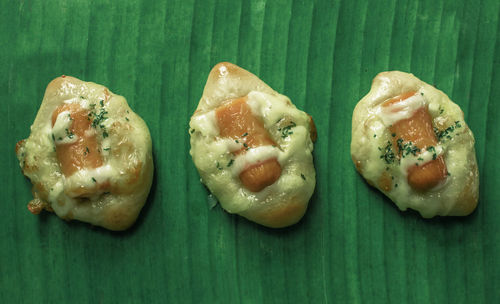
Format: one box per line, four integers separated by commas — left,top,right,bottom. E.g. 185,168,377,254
189,62,316,228
16,76,154,231
351,71,479,217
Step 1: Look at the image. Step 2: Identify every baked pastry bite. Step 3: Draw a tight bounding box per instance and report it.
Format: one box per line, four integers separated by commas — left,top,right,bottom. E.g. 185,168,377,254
16,76,154,231
351,71,479,217
189,62,316,228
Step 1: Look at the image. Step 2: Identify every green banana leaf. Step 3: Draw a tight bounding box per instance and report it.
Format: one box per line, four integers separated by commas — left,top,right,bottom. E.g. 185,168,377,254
1,0,499,302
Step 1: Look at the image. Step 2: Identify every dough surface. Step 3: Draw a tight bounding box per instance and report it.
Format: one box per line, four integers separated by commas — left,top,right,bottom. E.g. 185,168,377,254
351,71,479,217
189,62,316,228
16,76,154,230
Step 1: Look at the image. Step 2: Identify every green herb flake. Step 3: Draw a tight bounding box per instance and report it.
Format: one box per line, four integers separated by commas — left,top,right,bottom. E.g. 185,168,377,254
190,128,195,134
91,108,108,129
280,122,296,138
242,132,248,137
395,183,398,188
396,138,420,157
300,174,306,180
380,141,396,164
435,121,462,141
227,159,234,167
100,100,104,107
125,117,129,121
391,133,396,137
102,131,109,138
91,177,97,183
417,157,424,161
235,139,239,143
373,134,377,138
216,162,222,170
80,96,85,99
103,147,111,151
243,143,248,148
65,128,74,139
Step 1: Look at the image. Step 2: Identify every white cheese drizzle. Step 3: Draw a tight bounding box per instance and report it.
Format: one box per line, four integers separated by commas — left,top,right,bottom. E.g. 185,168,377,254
230,145,285,176
399,145,444,177
63,164,118,197
376,92,426,126
52,110,78,144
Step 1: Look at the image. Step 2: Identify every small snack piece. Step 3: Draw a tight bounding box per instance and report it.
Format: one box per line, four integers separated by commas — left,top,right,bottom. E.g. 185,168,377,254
189,62,316,228
16,76,154,230
351,71,479,217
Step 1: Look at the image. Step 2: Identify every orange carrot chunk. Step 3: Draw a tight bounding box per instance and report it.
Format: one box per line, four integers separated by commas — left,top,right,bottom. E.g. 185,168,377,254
384,92,447,191
216,97,281,192
51,103,103,177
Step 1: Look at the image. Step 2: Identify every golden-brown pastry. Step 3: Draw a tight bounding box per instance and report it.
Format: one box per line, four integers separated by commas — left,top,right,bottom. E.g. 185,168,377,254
189,62,316,228
351,71,479,217
16,76,153,230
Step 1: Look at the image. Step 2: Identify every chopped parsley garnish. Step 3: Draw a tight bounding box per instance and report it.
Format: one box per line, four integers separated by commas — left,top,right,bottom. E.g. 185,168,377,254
242,132,248,137
125,117,129,121
435,121,462,140
102,131,109,138
426,146,437,160
84,146,90,155
227,159,234,167
396,138,420,157
380,141,396,164
51,134,55,141
417,157,424,161
190,128,195,134
65,128,74,139
103,147,110,151
391,133,396,137
279,121,296,138
235,139,239,143
80,96,85,99
243,143,248,148
91,108,108,128
395,183,398,188
100,100,104,107
373,134,377,138
91,177,97,183
216,162,222,170
301,173,306,180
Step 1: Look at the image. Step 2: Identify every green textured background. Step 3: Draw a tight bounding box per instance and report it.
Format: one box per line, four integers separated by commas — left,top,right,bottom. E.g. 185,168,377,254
2,0,499,303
